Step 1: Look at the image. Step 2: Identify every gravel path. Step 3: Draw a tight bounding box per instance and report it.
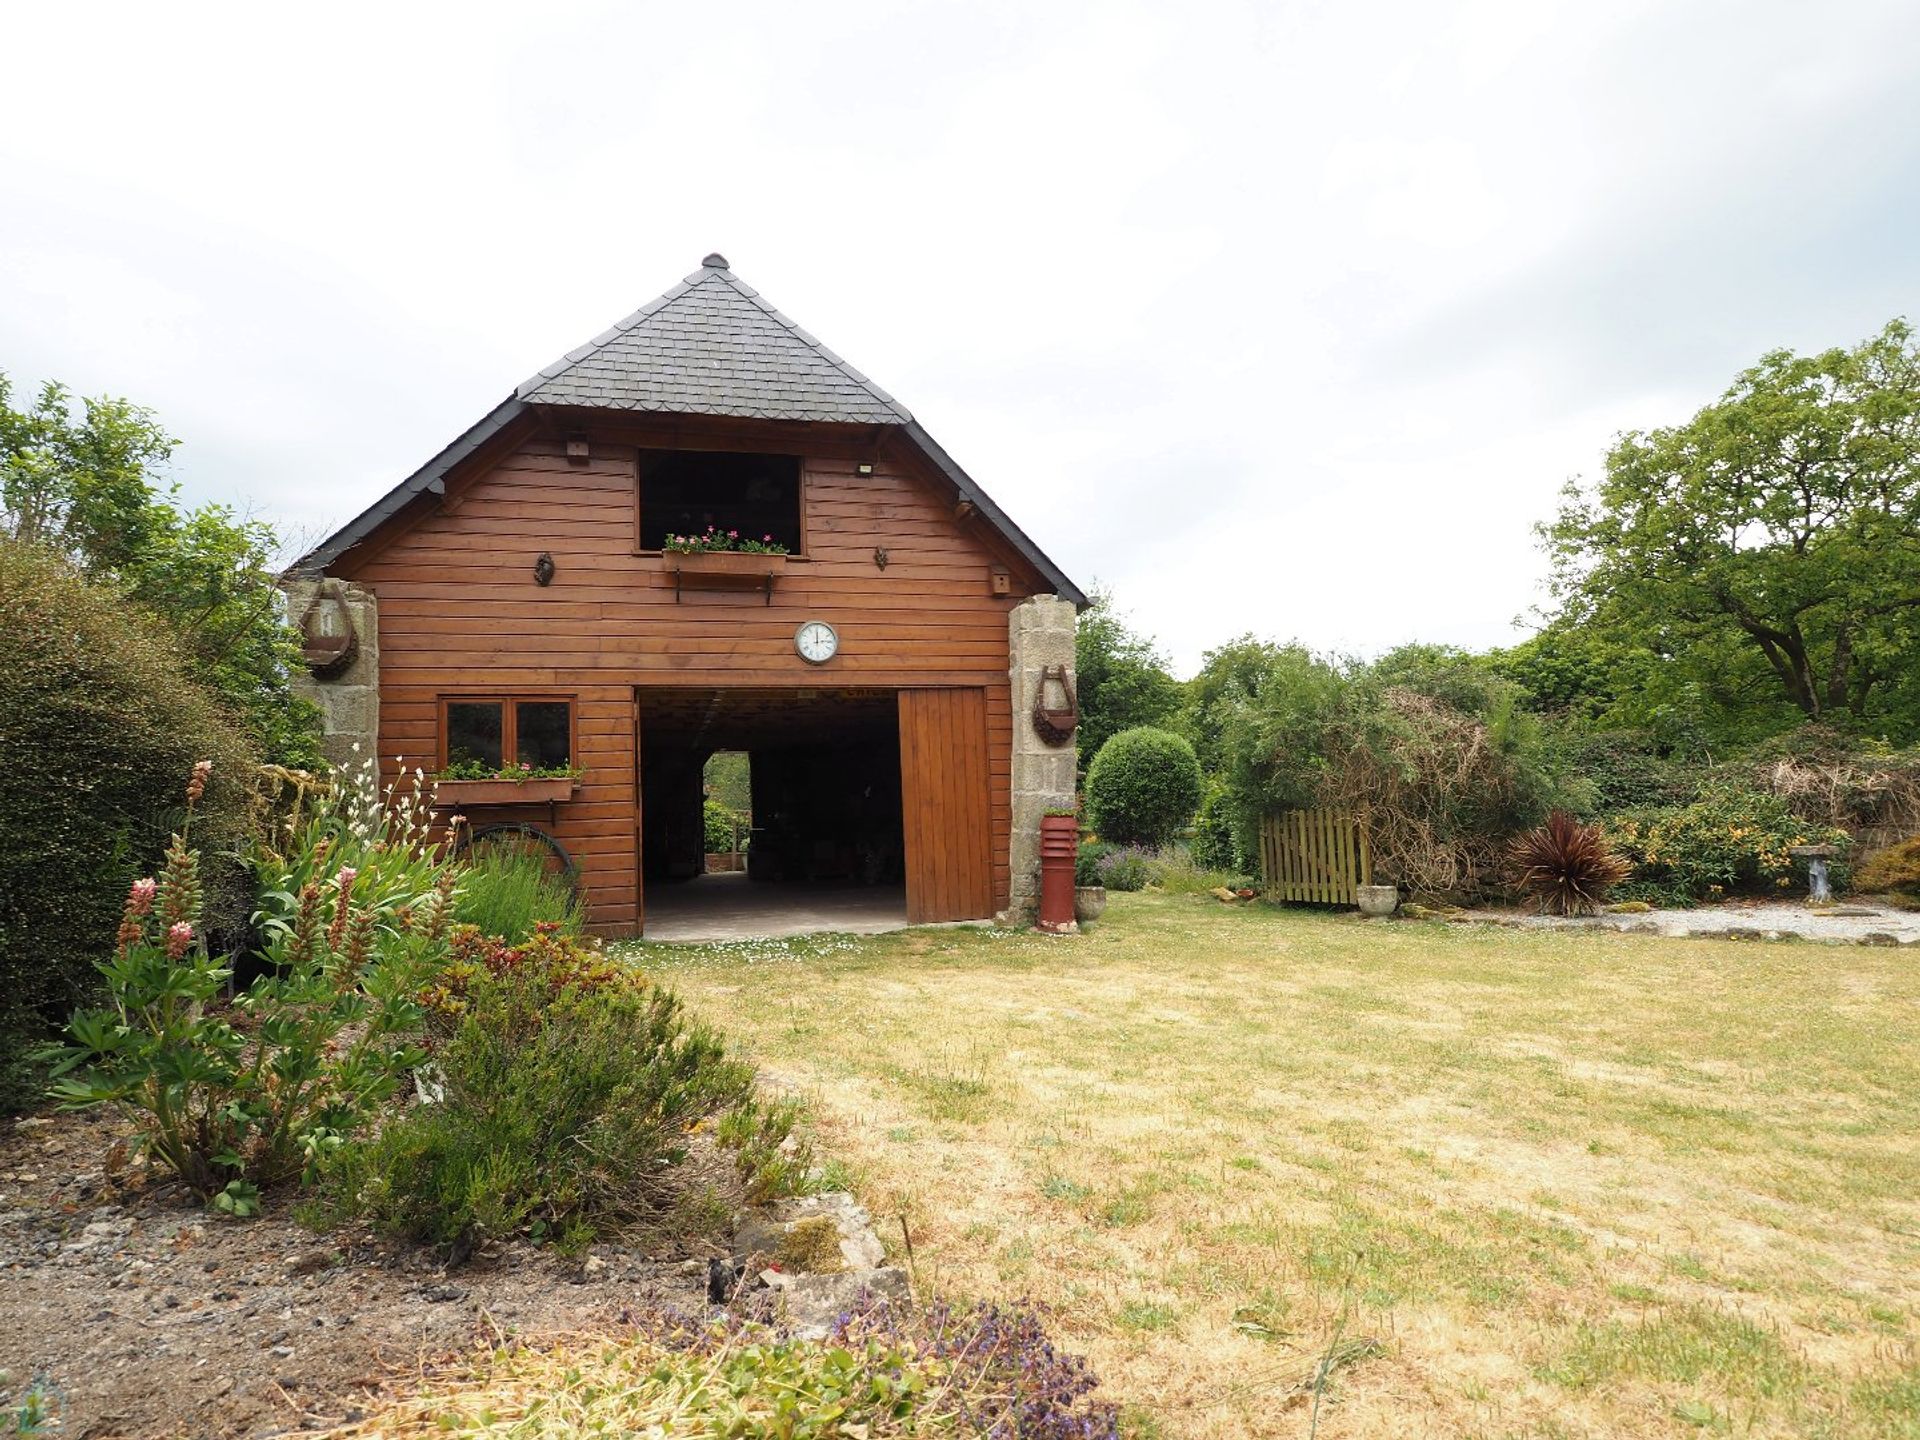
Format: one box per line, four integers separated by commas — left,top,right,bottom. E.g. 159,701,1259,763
1475,900,1920,945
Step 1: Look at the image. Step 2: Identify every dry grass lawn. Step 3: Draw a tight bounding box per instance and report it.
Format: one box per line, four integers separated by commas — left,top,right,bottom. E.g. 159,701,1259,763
638,893,1920,1439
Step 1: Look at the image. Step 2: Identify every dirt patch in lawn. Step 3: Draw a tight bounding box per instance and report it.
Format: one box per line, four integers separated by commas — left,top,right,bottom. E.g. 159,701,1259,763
0,1109,718,1439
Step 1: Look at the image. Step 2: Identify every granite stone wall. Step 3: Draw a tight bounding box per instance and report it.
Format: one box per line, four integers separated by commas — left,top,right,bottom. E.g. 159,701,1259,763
1001,594,1079,924
282,576,380,771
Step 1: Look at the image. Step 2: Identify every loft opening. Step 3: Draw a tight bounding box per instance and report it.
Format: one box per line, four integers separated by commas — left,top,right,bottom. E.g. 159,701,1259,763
638,450,802,552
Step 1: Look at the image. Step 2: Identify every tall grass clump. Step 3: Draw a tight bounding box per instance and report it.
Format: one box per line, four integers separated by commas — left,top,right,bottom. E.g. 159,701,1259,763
451,833,582,940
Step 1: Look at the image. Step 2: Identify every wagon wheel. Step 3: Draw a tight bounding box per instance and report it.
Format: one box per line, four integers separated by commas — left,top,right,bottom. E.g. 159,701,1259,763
451,822,582,894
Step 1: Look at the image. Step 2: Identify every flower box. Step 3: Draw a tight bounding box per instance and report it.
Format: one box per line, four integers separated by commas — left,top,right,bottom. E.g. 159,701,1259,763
432,777,577,807
666,550,784,602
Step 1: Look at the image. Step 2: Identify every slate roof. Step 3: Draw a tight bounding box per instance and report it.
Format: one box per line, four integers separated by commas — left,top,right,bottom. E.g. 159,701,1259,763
517,255,912,424
294,256,1084,604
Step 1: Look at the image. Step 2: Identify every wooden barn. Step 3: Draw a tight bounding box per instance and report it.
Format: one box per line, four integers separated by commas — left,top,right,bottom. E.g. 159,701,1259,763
288,255,1084,938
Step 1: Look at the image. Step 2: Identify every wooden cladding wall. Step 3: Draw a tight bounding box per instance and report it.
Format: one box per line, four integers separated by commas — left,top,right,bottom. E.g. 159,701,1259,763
898,688,995,923
1260,809,1371,906
334,424,1036,934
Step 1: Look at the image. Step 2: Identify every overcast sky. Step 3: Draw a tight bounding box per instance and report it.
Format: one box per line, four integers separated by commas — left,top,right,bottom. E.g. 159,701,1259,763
4,1,1917,674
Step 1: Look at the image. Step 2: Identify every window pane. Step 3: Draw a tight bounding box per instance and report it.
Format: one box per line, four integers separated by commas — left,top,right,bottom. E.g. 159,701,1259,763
638,450,802,551
447,702,503,769
516,701,571,769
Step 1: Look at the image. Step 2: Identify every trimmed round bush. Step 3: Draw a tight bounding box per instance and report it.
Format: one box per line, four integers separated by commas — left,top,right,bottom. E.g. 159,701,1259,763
1084,726,1203,848
0,541,256,1111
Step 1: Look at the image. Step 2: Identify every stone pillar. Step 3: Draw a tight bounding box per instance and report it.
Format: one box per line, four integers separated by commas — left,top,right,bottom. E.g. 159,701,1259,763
282,575,380,771
1001,594,1079,925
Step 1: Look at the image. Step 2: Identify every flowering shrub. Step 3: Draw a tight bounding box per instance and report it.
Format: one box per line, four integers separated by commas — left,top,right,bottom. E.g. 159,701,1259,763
418,922,626,1026
1607,786,1850,906
49,763,439,1207
663,525,789,555
434,758,582,782
253,748,456,947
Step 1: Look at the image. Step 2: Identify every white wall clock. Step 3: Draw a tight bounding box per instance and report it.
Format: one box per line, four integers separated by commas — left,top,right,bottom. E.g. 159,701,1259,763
795,620,839,665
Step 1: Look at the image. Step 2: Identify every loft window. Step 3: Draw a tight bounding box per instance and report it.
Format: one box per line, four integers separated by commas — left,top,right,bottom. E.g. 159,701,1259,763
638,450,802,552
443,697,574,771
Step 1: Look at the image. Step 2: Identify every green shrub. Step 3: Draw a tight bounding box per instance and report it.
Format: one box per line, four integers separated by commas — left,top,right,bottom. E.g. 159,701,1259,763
1855,837,1920,896
1189,777,1245,872
1552,729,1699,815
0,541,255,1112
1607,786,1849,905
704,797,745,853
450,833,582,941
49,780,440,1205
1085,727,1203,848
340,931,754,1248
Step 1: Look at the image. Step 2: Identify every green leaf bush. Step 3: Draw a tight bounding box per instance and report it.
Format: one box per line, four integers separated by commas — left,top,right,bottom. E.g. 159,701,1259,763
0,541,256,1112
1084,726,1203,848
1606,786,1849,906
704,796,746,853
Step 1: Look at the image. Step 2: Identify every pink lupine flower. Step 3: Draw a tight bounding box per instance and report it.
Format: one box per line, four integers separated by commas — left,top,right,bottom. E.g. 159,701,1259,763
335,866,358,890
166,921,194,959
128,877,157,915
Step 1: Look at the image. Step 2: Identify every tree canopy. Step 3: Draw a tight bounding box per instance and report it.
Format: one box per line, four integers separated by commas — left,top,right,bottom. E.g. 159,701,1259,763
0,373,320,765
1542,321,1920,743
1073,587,1182,777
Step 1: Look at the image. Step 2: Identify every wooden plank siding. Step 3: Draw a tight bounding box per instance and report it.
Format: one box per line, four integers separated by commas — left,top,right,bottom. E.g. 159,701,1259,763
897,688,995,923
333,423,1035,935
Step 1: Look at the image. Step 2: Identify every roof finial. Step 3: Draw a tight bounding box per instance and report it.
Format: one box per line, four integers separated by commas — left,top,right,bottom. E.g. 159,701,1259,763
701,252,729,270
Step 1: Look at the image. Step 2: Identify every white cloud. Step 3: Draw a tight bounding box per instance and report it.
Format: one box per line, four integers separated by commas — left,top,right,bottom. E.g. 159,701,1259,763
3,0,1916,673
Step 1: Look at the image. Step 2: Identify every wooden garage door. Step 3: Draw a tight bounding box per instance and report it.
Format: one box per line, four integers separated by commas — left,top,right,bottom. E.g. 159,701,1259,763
898,688,995,923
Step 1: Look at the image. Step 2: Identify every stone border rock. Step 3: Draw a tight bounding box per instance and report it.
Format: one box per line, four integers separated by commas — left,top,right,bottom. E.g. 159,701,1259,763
731,1191,908,1338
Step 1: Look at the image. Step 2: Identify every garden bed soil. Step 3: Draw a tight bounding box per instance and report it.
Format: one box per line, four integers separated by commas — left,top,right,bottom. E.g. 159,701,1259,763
0,1108,720,1439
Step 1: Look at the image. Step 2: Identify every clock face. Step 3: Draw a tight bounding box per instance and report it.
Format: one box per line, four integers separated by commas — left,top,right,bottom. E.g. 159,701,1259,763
795,620,839,665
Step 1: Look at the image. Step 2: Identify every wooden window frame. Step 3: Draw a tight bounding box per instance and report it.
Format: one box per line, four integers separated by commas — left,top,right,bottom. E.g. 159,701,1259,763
438,694,579,771
632,449,810,559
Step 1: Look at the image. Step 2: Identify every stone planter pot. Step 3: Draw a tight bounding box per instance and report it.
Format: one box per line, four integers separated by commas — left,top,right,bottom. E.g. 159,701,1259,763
1074,885,1108,924
1356,884,1399,918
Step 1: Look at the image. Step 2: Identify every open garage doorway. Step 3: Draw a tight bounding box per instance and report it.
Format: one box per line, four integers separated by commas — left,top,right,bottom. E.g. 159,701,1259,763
639,688,914,941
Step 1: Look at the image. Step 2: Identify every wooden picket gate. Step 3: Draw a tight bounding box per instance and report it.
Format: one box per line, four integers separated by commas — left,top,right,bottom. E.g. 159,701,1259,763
1260,808,1370,905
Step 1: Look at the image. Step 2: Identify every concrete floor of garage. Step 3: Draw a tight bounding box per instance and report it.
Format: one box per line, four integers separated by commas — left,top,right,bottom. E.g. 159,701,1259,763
641,871,910,942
